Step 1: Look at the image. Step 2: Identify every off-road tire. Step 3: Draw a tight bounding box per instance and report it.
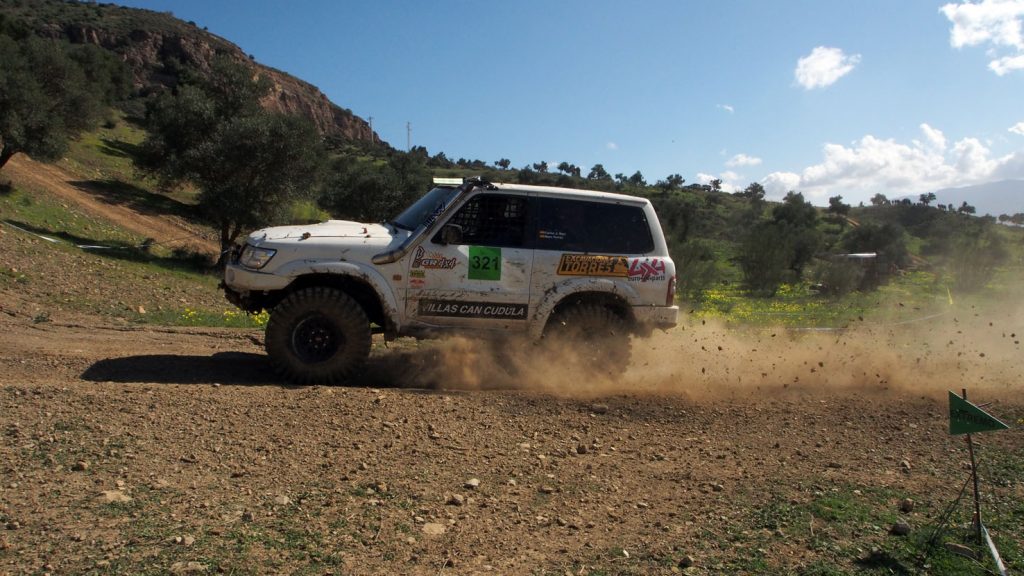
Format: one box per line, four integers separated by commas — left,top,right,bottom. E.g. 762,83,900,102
544,303,631,376
265,287,371,385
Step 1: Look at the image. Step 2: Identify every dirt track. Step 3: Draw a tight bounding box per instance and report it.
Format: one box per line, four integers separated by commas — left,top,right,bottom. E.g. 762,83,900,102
4,155,218,256
1,307,1021,575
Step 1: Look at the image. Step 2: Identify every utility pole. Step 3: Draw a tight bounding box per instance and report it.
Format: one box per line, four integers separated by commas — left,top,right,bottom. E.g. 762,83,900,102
406,122,412,152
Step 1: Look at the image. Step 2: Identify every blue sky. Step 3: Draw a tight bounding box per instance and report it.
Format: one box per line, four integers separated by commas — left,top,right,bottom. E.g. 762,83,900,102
118,0,1024,205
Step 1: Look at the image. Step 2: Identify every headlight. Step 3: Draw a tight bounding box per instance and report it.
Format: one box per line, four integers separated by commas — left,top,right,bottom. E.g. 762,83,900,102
239,245,277,269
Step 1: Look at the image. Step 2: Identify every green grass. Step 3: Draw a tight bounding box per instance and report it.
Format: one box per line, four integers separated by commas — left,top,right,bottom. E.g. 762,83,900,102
126,307,269,328
62,113,201,208
692,272,952,328
0,185,268,328
737,481,1021,575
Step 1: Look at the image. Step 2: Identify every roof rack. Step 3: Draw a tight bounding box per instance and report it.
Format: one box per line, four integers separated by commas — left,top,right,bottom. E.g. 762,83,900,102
462,176,497,191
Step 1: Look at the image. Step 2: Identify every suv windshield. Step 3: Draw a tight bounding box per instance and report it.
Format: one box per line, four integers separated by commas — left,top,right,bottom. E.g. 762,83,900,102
390,186,462,231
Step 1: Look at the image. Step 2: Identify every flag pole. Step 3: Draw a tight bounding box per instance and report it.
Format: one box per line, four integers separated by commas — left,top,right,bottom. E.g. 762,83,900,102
963,388,983,544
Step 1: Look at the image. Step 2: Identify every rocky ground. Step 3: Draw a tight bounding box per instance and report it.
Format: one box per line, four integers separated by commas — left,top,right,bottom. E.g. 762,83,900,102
1,303,1021,575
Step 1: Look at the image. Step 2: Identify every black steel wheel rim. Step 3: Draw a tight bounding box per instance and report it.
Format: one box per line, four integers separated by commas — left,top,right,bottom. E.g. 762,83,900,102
292,315,343,363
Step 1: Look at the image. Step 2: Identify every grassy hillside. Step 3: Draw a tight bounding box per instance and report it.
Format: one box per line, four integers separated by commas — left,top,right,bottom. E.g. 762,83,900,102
0,118,263,328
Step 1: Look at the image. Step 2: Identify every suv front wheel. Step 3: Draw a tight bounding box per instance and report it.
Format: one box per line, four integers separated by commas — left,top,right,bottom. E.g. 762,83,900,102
265,287,371,385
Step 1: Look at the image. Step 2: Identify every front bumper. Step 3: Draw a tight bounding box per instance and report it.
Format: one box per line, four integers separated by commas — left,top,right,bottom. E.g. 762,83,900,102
224,263,292,293
222,264,293,312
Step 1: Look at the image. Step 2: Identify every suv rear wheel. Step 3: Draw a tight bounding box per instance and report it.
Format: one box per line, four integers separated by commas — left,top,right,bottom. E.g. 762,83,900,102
265,287,371,385
544,302,631,377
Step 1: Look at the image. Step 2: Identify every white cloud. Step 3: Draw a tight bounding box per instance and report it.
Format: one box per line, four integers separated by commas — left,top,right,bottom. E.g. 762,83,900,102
794,46,861,89
760,124,1024,199
1010,121,1024,134
919,123,948,150
990,52,1024,74
606,142,618,150
696,172,741,193
941,0,1024,75
762,172,802,195
717,104,734,113
726,153,763,167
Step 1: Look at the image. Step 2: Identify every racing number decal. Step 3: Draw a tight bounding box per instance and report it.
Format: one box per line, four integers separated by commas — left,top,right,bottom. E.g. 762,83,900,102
468,246,501,281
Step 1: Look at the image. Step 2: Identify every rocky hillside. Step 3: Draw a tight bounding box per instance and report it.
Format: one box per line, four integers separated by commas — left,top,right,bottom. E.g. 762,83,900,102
1,0,380,144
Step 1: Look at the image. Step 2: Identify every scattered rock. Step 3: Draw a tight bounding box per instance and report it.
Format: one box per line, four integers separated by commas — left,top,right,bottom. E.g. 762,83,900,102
899,498,914,513
273,495,291,506
447,494,465,506
5,521,19,530
899,460,912,472
539,485,555,494
241,510,255,523
590,403,609,415
678,555,696,568
711,483,725,492
71,461,89,472
98,490,132,503
464,478,480,490
890,522,911,536
576,444,588,454
169,561,208,574
422,523,446,536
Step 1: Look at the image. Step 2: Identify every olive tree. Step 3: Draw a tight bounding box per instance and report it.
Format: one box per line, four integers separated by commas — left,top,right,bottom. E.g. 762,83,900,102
138,57,325,265
0,34,125,170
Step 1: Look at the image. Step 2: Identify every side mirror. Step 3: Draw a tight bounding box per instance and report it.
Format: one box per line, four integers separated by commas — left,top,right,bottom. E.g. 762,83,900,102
438,224,463,245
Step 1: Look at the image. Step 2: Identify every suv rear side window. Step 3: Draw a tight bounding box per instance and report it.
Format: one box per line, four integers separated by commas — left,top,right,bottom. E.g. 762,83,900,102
437,193,528,248
534,198,654,254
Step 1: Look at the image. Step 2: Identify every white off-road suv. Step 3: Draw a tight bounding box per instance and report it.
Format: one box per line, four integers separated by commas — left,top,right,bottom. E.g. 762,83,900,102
223,178,678,384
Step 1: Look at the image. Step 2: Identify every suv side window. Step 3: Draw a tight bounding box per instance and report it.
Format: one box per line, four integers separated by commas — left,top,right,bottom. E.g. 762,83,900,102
435,193,529,248
534,198,654,254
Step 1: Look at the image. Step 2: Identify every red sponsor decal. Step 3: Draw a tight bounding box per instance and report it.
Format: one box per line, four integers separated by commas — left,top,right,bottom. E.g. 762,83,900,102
628,258,666,282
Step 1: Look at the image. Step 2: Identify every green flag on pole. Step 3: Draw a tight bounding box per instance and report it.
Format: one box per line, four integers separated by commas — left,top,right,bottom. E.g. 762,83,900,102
949,391,1010,435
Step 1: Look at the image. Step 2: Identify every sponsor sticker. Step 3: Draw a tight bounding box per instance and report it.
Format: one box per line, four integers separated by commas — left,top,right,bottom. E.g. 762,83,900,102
469,246,501,281
418,299,528,320
411,245,457,270
409,269,426,279
538,229,566,241
628,258,667,282
557,254,629,277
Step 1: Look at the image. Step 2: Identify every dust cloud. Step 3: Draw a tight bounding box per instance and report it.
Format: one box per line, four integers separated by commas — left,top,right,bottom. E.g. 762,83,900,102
383,299,1023,403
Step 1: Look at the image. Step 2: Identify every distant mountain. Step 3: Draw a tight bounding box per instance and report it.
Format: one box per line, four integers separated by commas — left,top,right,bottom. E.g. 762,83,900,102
930,180,1024,217
895,180,1024,217
0,0,380,144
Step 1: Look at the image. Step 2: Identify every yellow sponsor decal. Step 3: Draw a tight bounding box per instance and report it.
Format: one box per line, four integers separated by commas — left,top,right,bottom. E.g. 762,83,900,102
557,254,629,277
